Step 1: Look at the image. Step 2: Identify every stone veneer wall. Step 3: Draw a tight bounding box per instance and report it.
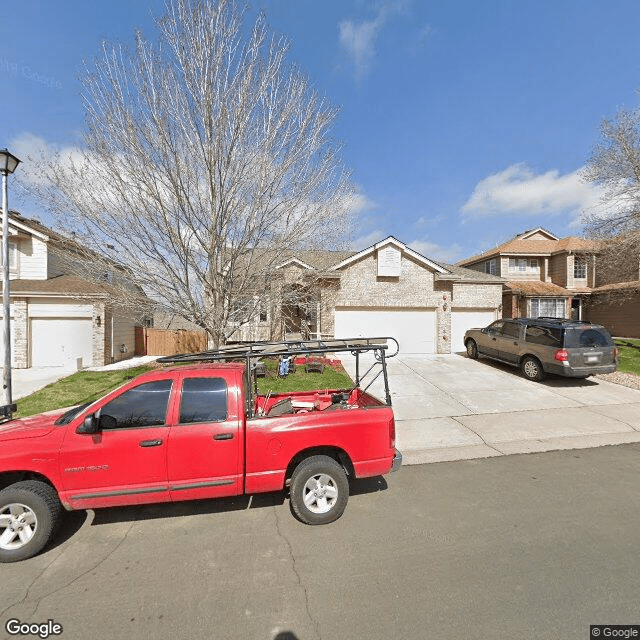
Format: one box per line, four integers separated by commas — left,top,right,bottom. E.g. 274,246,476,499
11,299,28,369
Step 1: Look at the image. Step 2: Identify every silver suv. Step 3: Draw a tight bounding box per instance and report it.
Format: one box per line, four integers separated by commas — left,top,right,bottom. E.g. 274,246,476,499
464,317,619,381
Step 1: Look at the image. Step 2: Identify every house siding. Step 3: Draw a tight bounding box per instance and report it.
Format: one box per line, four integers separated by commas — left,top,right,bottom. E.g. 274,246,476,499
548,254,567,287
13,236,48,281
584,290,640,338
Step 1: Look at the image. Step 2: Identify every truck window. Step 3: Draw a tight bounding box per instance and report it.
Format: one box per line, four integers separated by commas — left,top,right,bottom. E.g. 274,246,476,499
179,377,228,424
99,380,173,428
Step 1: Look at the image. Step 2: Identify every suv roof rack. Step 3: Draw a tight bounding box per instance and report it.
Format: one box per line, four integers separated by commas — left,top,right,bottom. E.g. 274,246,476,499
157,336,400,408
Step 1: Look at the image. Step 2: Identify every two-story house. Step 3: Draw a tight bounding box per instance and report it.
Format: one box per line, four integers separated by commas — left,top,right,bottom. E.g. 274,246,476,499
1,211,140,369
457,228,597,321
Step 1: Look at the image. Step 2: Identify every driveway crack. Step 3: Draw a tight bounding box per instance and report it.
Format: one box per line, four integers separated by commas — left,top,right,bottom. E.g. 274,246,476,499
273,508,321,640
449,416,505,455
2,517,137,619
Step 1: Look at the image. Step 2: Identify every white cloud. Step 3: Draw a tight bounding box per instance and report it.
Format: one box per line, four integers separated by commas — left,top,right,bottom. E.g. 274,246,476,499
461,163,604,224
408,239,461,263
351,229,386,250
339,1,409,80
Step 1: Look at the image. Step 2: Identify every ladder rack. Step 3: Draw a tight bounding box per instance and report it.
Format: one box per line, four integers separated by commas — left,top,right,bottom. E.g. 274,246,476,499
157,336,399,408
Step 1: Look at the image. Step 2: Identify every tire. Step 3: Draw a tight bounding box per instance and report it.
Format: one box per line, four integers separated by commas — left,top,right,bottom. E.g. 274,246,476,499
289,455,349,525
0,480,62,563
521,356,545,382
466,339,478,359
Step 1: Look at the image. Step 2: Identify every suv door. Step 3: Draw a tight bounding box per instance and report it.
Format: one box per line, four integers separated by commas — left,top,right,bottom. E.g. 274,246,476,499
59,379,174,509
494,320,522,364
167,374,242,502
478,320,505,357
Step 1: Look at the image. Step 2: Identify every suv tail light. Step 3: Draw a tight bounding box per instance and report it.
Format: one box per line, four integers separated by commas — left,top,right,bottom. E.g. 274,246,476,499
554,349,569,362
614,347,620,358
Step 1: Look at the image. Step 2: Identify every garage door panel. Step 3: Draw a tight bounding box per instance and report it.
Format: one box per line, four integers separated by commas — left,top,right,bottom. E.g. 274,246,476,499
451,309,496,354
334,309,436,355
31,319,93,368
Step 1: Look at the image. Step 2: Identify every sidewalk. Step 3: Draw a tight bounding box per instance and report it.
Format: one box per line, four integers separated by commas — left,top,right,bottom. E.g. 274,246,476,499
9,353,640,467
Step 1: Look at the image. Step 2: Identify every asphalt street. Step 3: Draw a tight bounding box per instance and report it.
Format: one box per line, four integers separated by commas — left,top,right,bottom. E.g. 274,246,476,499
2,444,640,640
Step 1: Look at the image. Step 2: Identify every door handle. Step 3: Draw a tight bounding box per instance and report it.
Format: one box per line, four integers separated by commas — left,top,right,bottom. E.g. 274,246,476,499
139,439,163,447
213,433,234,441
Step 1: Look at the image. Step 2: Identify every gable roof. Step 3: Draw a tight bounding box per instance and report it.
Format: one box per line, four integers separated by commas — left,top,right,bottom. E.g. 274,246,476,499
330,236,450,274
458,230,598,266
2,211,50,242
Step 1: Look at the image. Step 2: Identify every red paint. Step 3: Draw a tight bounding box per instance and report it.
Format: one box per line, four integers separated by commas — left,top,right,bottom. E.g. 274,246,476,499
1,364,398,512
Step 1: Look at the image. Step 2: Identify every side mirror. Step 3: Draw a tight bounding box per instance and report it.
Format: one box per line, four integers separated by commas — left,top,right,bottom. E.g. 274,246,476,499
77,414,99,434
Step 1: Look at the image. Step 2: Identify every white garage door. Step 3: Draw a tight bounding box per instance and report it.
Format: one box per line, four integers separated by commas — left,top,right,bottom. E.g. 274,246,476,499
31,318,93,367
334,308,436,354
451,309,496,354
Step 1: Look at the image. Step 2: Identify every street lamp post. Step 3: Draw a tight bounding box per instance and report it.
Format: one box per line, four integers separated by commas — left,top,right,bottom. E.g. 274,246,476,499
0,148,21,420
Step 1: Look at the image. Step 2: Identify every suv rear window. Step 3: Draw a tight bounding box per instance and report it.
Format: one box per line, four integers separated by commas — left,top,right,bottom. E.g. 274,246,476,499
525,325,562,347
564,327,613,348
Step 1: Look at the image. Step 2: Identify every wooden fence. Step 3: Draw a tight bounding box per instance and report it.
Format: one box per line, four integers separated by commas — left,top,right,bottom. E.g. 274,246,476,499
135,327,208,356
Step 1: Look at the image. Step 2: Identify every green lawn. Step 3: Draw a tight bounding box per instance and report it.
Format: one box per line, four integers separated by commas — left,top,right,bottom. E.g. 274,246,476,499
15,359,353,419
615,339,640,376
15,365,155,419
255,359,353,394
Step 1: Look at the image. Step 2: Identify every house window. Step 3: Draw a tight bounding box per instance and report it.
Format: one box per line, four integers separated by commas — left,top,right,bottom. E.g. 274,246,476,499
530,298,565,318
0,241,18,271
509,258,539,273
484,259,497,275
574,256,587,279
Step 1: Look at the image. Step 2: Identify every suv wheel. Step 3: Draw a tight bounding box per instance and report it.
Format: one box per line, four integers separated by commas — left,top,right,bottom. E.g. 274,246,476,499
521,356,545,382
466,339,478,359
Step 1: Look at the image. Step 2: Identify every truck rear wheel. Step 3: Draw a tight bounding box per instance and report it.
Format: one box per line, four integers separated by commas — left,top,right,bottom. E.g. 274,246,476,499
0,480,62,563
290,455,349,525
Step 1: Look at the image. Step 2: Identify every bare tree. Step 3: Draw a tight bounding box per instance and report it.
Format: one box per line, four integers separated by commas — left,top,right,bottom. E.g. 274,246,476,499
582,107,640,284
25,0,355,346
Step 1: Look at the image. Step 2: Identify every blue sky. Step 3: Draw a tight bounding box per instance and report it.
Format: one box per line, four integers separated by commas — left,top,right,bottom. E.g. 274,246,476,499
2,0,640,262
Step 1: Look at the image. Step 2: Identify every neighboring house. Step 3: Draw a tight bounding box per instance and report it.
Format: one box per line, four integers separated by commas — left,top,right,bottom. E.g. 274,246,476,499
458,227,640,338
1,211,140,369
228,236,504,355
457,228,598,322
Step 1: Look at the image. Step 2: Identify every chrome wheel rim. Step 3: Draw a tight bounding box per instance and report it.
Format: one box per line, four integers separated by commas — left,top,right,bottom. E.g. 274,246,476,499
0,503,37,550
302,474,339,514
467,342,476,357
524,360,538,378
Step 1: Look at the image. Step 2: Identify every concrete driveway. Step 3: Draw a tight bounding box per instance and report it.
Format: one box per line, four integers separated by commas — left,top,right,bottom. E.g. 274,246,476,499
340,353,640,465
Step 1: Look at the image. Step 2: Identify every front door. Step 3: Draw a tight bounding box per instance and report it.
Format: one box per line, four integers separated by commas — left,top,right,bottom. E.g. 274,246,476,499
167,375,242,501
59,379,174,509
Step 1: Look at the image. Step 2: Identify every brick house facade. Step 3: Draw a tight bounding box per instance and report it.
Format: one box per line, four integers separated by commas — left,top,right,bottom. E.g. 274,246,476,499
230,237,504,354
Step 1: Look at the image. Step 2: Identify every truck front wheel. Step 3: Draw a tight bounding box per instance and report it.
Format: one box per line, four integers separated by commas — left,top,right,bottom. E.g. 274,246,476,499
0,480,62,563
290,455,349,525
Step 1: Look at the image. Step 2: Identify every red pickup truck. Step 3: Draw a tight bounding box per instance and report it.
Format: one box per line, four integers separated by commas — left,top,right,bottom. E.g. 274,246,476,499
0,338,401,562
